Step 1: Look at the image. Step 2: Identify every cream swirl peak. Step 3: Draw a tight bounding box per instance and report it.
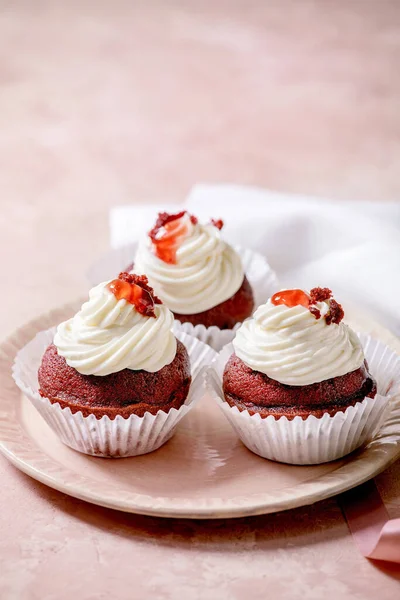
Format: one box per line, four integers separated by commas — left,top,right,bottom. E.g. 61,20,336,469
233,288,364,386
54,274,177,376
134,211,245,315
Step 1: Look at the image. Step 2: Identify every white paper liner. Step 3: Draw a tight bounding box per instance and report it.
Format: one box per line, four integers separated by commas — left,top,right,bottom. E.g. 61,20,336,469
13,328,216,458
205,333,400,465
87,244,279,352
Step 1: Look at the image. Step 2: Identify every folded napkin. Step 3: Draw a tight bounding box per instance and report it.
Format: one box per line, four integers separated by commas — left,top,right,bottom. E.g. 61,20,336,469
340,481,400,563
110,183,400,335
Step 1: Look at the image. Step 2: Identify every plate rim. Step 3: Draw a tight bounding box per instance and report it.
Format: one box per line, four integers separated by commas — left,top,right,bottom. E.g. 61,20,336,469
0,301,399,519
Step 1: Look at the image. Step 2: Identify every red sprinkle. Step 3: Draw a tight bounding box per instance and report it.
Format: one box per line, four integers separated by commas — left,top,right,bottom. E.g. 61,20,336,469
310,287,332,303
107,272,161,318
211,218,224,230
309,306,321,320
325,298,344,325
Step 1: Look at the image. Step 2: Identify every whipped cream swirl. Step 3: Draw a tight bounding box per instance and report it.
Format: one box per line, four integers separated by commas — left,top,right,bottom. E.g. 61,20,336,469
134,214,245,314
54,281,177,376
233,295,364,386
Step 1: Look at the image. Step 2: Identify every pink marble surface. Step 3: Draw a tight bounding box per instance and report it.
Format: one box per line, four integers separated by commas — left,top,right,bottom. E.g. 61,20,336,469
1,1,400,598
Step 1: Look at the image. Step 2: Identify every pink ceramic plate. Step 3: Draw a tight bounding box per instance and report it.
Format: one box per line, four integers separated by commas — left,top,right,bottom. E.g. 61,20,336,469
0,302,400,519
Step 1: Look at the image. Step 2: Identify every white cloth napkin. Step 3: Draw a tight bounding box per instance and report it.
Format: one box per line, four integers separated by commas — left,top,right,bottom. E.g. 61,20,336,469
110,184,400,335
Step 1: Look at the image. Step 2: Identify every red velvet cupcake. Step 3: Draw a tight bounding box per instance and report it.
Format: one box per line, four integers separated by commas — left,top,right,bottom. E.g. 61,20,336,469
38,272,190,418
206,288,391,464
134,211,255,329
14,272,214,457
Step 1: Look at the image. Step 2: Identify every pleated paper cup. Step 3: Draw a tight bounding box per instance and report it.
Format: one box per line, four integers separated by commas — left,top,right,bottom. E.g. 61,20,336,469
87,244,279,352
12,328,216,458
205,334,400,465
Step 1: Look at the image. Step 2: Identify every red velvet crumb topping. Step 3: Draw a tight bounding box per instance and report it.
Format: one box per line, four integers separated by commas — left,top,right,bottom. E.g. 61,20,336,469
107,272,161,318
309,287,332,303
310,287,344,324
309,306,321,320
271,286,344,325
325,298,344,325
211,218,224,230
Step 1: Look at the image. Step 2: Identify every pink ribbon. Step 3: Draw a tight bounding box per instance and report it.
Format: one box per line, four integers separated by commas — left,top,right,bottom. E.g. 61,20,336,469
339,480,400,563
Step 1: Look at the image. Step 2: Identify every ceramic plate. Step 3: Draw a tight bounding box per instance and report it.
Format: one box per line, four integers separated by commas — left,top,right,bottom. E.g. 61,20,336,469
0,302,399,519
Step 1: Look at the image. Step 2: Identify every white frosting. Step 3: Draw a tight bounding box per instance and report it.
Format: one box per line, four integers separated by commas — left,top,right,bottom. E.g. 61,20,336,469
54,281,177,376
134,214,244,314
233,296,364,386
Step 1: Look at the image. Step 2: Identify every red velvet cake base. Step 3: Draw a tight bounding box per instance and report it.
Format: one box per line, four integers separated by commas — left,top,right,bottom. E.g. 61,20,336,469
38,341,191,419
223,354,377,420
174,276,255,329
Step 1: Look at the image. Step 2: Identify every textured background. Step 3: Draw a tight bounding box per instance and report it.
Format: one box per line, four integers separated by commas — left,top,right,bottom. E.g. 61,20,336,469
1,1,400,598
2,0,400,336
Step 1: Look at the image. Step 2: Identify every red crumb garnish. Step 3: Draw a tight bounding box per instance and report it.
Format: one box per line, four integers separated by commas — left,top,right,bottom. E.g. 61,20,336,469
309,306,321,320
309,287,332,303
271,286,344,325
107,272,161,318
325,298,344,325
310,287,344,324
148,211,197,264
210,218,224,230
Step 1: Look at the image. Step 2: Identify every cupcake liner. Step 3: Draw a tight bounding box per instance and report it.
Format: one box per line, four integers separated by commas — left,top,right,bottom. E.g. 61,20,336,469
205,334,400,465
12,328,216,458
87,244,279,352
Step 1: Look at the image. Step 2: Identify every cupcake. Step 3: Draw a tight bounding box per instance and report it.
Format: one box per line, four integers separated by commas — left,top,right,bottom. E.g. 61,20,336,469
39,272,190,419
207,287,394,464
134,211,255,330
13,272,217,458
